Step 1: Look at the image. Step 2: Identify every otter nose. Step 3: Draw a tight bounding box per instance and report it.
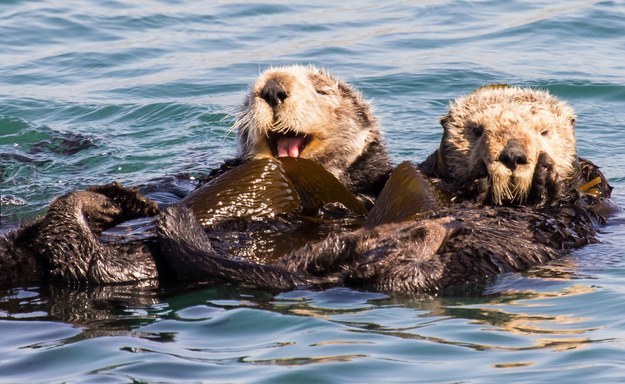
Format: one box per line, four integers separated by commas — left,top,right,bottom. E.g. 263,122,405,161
498,139,528,170
260,78,288,108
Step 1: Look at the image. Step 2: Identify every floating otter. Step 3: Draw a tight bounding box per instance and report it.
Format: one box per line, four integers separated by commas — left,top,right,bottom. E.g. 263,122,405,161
0,158,369,287
0,158,611,292
419,85,611,206
0,66,392,286
142,65,392,206
178,66,393,261
154,87,613,294
214,65,393,200
0,86,613,294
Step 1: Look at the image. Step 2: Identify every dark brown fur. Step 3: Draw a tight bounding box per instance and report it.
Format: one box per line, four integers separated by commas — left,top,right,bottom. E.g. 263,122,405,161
154,165,610,295
0,85,613,294
0,183,168,287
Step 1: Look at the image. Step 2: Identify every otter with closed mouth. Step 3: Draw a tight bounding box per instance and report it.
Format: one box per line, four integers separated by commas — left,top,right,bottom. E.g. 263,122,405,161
419,84,611,206
0,85,612,293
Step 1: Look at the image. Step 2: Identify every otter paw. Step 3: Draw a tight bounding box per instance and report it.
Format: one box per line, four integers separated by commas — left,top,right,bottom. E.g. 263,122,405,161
87,182,159,220
530,153,563,208
458,177,490,204
473,177,491,204
48,190,123,234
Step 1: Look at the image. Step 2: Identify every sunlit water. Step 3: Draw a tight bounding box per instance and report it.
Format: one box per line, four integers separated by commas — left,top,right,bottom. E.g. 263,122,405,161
2,0,625,382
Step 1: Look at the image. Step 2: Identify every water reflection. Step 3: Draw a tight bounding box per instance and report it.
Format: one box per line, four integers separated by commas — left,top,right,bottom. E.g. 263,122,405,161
242,353,368,366
269,280,608,356
0,283,275,335
0,284,166,341
0,267,613,372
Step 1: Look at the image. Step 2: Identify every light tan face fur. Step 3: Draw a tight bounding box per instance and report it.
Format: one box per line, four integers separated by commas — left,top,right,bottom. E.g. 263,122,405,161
440,86,577,205
234,65,380,181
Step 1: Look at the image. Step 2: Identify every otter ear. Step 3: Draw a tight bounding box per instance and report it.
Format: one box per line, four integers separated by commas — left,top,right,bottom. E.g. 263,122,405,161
440,113,451,130
570,117,576,127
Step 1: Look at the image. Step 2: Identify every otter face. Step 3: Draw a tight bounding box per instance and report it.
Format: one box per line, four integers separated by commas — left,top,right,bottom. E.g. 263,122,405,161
234,65,380,181
440,86,577,205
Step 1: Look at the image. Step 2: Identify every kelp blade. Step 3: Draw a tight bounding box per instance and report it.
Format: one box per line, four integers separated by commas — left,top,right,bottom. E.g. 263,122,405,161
279,157,367,215
366,161,440,227
181,158,300,228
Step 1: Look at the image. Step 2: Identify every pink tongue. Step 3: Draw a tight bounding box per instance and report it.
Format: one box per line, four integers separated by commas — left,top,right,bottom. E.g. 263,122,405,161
277,137,305,157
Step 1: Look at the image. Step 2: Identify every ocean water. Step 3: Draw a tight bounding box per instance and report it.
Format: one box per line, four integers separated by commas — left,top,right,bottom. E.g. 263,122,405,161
2,0,625,382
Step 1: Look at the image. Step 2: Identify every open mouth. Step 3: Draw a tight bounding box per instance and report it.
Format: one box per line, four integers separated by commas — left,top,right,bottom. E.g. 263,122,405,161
268,131,310,158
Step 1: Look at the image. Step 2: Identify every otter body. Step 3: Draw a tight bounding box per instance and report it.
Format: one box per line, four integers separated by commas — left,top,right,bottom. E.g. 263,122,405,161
1,66,393,287
0,85,613,294
0,184,168,287
156,162,609,294
151,87,613,294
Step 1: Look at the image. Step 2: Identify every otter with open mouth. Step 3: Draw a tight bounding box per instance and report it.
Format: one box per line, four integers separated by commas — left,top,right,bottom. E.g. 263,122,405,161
230,65,393,200
152,86,613,294
0,66,394,287
0,83,612,294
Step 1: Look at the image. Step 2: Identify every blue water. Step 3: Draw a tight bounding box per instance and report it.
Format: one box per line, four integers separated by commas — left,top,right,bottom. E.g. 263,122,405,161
2,0,625,382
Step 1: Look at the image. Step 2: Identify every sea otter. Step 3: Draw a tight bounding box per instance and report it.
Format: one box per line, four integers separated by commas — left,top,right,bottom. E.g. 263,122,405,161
1,157,608,292
0,85,613,294
153,87,613,294
212,64,393,200
177,66,394,260
157,161,610,294
0,66,391,286
419,85,611,206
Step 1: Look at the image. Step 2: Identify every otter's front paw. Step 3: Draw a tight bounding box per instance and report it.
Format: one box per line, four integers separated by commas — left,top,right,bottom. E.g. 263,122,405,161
87,182,159,220
530,153,563,208
44,190,124,234
473,177,491,204
456,177,490,204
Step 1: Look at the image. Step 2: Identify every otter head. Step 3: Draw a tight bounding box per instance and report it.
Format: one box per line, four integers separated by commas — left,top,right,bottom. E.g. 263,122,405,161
438,86,577,205
234,65,384,185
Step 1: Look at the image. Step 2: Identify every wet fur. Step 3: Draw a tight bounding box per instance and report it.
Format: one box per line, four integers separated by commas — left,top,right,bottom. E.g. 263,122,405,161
232,65,392,198
0,167,611,293
0,184,167,286
0,85,613,294
419,86,579,205
149,87,613,294
153,184,605,295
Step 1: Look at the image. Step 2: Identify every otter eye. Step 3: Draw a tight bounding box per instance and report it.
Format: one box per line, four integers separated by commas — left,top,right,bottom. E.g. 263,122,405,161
470,123,484,138
316,86,333,95
541,130,549,136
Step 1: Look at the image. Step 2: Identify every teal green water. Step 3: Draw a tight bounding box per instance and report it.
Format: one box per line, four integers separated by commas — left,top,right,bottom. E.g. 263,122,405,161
2,0,625,382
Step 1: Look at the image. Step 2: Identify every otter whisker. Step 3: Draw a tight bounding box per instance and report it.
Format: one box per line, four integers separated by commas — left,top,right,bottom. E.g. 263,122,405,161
231,111,251,132
272,119,293,135
224,108,243,136
225,126,238,138
232,64,390,190
511,180,531,204
489,172,514,205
